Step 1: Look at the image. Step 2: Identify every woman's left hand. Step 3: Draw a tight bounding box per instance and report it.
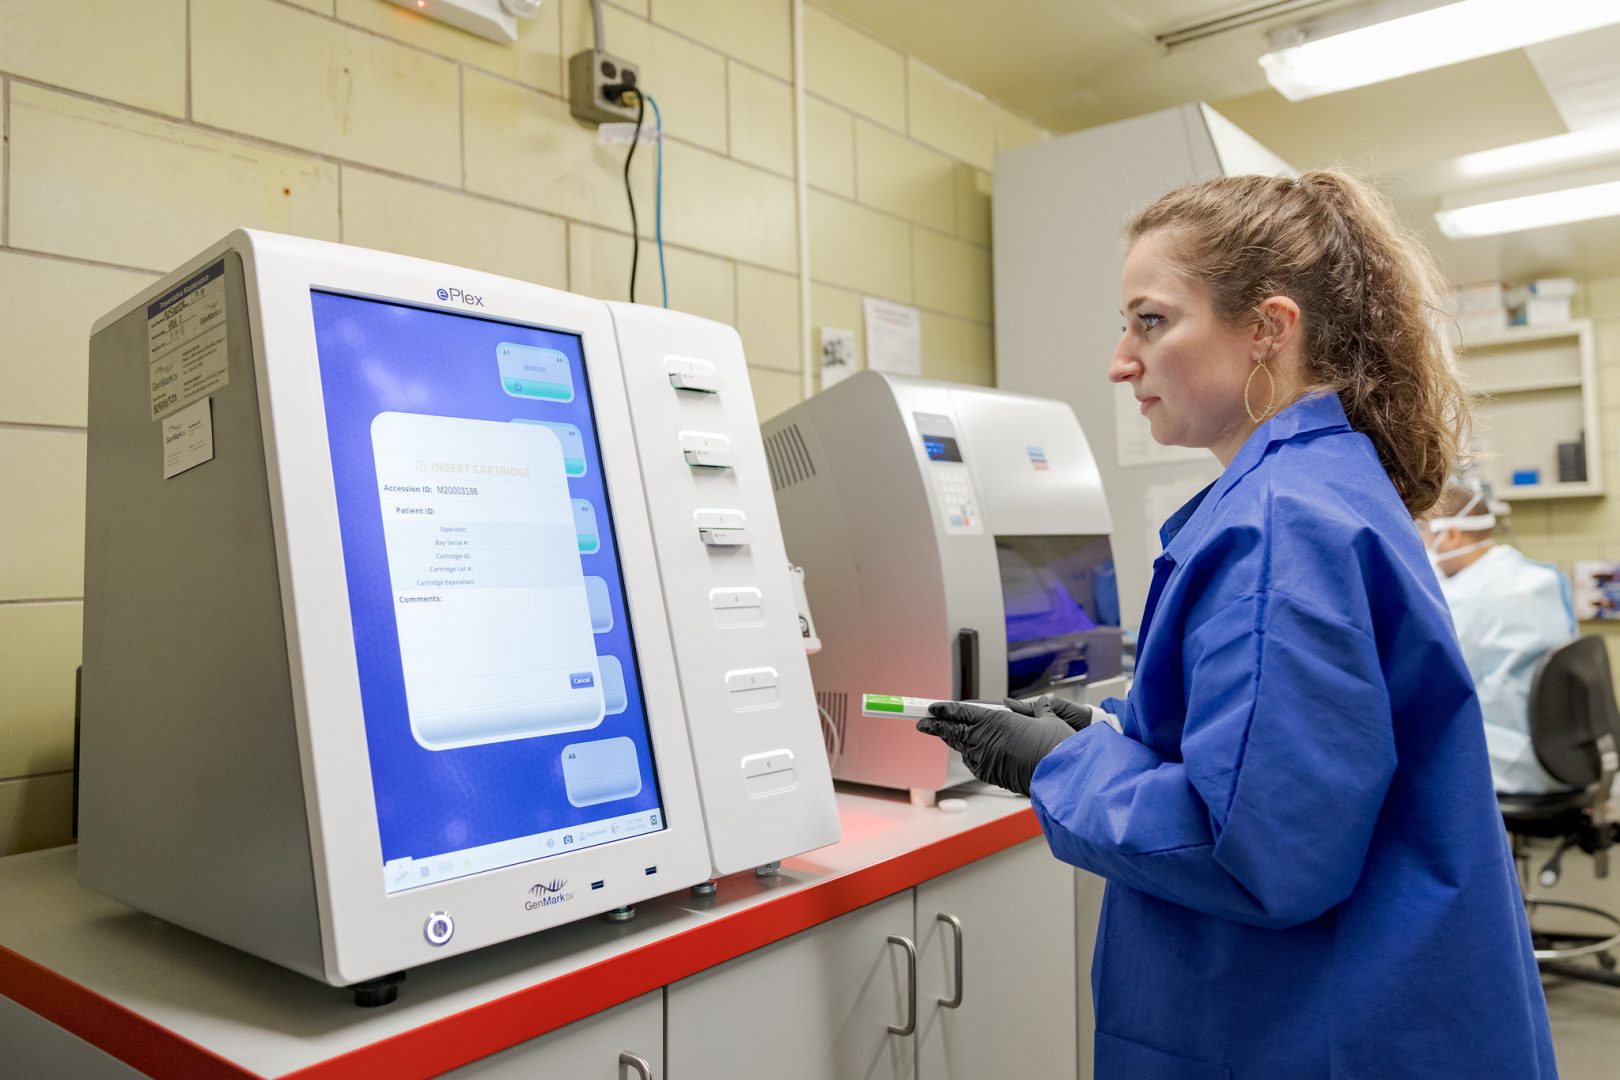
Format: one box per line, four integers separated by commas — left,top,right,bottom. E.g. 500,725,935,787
917,701,1078,797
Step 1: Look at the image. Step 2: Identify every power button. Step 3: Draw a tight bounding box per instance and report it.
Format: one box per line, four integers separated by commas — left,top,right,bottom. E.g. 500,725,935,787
424,911,455,946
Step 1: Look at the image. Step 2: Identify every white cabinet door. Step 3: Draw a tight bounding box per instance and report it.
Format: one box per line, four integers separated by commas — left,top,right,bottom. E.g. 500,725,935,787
1075,869,1105,1080
666,891,918,1080
447,990,663,1079
915,839,1078,1080
0,996,145,1080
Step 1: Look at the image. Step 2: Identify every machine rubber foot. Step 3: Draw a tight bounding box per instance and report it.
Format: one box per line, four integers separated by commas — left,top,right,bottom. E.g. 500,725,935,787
755,861,782,878
351,971,406,1008
691,880,718,896
604,905,636,923
909,789,937,808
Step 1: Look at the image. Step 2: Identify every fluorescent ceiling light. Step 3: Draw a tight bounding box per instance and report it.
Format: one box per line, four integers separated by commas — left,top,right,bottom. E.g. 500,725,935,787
1453,123,1620,180
1435,179,1620,238
1261,1,1620,101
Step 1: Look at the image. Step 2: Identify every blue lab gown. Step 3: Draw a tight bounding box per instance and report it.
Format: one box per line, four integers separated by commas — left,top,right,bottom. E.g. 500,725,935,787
1031,393,1556,1079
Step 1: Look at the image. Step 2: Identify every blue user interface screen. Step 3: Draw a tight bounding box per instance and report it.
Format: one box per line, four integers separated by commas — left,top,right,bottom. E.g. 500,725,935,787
309,291,665,895
922,435,963,462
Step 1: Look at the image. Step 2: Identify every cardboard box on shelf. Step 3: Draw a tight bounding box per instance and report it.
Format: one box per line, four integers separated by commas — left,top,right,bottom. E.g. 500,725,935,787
1446,282,1507,339
1504,278,1577,326
1507,278,1577,302
1509,295,1573,326
1446,281,1505,314
1455,309,1508,338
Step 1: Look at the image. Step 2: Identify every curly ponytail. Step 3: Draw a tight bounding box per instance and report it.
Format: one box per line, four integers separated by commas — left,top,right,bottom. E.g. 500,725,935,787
1126,170,1468,516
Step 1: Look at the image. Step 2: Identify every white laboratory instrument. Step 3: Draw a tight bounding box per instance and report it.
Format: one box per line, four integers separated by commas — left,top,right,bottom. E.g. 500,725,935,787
764,372,1124,801
78,231,838,998
788,563,821,654
994,102,1293,631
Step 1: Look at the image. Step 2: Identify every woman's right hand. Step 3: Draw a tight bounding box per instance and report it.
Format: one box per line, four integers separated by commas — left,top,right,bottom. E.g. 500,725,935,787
917,701,1078,797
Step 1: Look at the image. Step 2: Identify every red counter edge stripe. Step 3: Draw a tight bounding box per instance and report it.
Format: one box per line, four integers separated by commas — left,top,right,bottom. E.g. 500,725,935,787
2,809,1039,1080
0,943,263,1079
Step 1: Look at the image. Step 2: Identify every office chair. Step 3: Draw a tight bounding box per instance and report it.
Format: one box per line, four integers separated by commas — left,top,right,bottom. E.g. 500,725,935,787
1499,635,1620,988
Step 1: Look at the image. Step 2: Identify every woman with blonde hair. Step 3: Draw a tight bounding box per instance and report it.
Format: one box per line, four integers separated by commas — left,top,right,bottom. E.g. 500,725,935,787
920,172,1556,1078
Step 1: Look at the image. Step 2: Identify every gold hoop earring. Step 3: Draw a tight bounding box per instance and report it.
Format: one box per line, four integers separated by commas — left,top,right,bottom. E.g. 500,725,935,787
1244,360,1276,424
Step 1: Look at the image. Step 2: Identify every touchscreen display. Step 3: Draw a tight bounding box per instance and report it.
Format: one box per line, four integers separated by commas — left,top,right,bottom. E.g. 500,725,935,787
310,292,665,894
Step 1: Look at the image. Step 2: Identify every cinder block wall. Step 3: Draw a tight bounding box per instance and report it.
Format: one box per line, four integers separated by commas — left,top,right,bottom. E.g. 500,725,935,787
0,0,1049,855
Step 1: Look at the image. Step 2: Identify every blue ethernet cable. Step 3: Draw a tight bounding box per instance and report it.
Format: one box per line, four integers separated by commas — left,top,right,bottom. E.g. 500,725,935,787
645,94,668,308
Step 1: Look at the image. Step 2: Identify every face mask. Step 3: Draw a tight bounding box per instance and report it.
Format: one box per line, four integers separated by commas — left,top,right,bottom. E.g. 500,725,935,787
1426,490,1495,537
1428,535,1492,573
1426,489,1495,574
1426,544,1445,572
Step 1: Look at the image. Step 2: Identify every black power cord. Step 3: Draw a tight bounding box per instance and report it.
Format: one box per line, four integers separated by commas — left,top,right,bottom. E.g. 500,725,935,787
618,89,647,304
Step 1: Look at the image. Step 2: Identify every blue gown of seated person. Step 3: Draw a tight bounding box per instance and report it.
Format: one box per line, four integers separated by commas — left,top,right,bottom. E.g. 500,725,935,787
1031,393,1556,1079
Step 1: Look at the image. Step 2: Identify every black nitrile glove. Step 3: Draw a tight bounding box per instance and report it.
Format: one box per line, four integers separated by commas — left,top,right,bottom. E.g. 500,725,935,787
916,701,1077,797
1003,695,1094,732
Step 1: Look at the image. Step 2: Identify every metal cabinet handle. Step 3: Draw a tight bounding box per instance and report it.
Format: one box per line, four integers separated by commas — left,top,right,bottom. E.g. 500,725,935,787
619,1050,654,1080
937,913,964,1009
887,934,918,1036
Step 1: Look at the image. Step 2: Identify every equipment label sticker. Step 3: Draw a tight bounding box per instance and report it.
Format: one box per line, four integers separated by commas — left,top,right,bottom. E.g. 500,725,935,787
161,398,215,479
147,260,229,420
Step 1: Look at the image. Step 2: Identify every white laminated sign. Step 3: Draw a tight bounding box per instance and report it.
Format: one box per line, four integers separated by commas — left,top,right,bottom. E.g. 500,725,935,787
148,260,229,421
161,399,215,480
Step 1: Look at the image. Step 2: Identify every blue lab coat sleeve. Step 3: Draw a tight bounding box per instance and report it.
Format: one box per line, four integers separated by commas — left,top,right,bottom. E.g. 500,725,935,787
1031,588,1397,929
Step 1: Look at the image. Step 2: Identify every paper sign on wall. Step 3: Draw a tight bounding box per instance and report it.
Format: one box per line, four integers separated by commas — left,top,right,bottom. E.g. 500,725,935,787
1574,560,1620,620
862,298,921,377
819,326,856,389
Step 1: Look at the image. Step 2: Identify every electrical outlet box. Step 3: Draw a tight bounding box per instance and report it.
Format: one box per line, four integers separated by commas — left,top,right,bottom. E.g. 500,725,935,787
569,49,642,125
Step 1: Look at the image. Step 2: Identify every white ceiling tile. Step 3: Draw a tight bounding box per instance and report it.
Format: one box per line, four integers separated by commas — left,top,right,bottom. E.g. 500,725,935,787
1527,24,1620,131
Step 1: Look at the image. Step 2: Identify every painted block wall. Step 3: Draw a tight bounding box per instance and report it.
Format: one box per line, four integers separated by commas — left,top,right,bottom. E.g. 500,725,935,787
0,0,1049,855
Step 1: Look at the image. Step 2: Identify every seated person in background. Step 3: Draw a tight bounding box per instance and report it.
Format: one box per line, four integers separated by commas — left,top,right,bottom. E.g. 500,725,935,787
1426,483,1576,794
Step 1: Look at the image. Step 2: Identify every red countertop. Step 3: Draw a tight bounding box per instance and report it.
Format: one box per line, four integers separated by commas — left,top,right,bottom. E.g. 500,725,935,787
0,789,1041,1079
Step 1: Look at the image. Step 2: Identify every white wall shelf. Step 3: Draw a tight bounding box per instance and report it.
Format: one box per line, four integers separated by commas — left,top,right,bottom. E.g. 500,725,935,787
1471,375,1585,395
1458,318,1602,500
1496,482,1603,502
